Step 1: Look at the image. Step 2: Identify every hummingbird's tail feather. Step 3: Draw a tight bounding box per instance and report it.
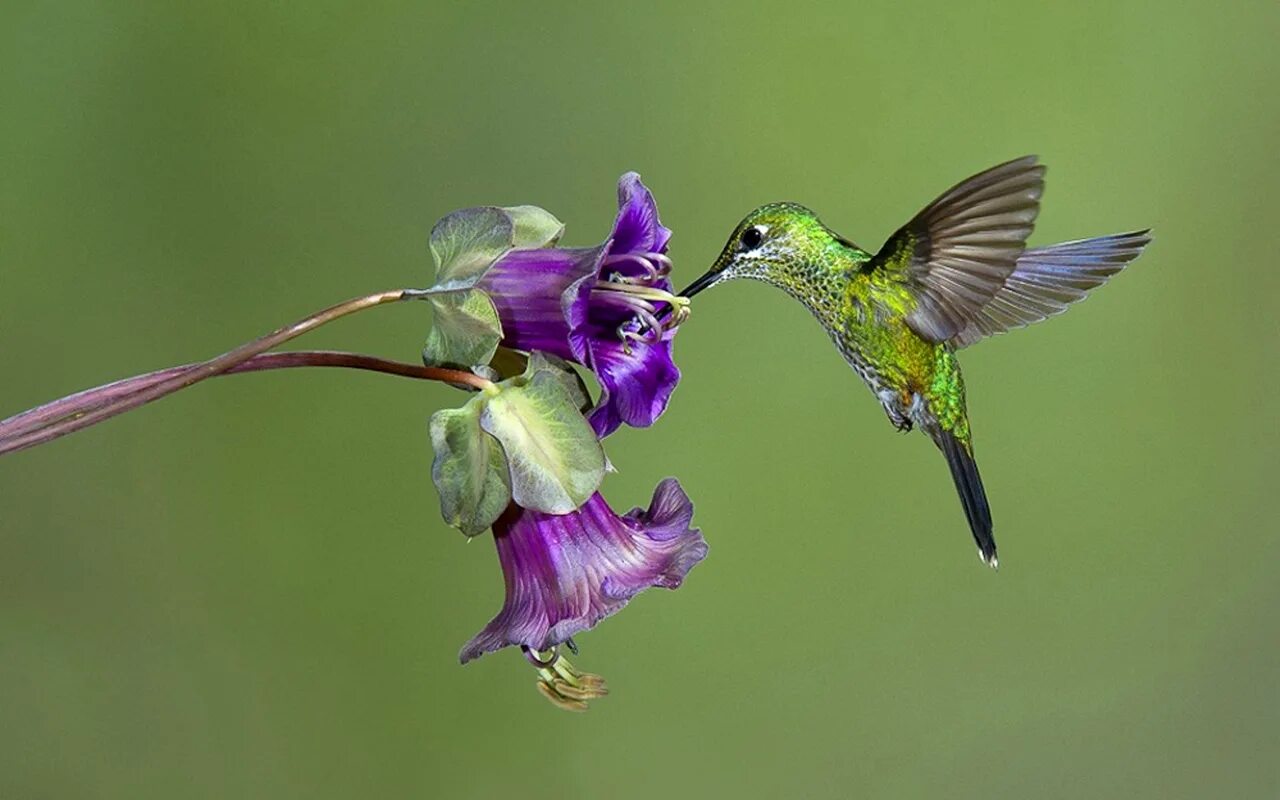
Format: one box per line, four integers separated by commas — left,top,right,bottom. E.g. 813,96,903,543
934,428,997,568
950,229,1152,348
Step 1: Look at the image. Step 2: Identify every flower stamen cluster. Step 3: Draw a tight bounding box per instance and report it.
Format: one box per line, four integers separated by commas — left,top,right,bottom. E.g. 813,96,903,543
593,276,689,352
523,645,609,712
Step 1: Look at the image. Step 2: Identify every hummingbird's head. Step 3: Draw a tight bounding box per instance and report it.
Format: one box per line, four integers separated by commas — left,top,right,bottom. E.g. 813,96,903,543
680,203,835,298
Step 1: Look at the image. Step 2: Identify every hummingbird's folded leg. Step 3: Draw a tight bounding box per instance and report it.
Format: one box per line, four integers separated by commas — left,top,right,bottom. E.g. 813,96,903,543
873,387,915,432
884,403,913,432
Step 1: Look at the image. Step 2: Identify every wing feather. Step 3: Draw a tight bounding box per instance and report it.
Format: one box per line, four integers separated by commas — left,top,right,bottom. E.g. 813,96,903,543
950,230,1152,348
867,156,1046,342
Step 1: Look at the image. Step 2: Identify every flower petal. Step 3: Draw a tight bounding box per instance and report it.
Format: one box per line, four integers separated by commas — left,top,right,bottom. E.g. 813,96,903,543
585,332,681,438
625,477,696,545
610,173,671,256
459,480,707,663
478,246,604,360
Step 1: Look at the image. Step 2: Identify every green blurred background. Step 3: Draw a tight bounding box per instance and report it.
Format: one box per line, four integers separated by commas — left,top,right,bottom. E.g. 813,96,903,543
2,2,1277,797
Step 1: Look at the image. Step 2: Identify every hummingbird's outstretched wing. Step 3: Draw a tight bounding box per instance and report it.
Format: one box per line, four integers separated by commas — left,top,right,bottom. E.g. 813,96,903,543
948,230,1152,348
867,156,1045,343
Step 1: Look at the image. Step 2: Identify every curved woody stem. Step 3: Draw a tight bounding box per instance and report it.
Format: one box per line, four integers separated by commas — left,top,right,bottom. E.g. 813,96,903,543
0,291,493,457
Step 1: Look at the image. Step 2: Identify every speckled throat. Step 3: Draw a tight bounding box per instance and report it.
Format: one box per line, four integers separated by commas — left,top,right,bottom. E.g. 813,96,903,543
740,241,899,395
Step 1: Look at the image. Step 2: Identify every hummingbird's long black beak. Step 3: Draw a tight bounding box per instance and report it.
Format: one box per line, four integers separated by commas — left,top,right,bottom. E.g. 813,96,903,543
678,268,722,298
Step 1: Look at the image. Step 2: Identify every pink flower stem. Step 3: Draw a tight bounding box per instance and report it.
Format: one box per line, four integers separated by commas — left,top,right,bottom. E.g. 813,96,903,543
0,291,491,457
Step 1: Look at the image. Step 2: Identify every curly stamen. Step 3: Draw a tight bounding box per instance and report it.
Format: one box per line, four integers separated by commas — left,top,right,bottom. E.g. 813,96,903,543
601,251,673,282
632,307,665,343
595,280,685,305
595,282,690,321
594,289,658,316
616,325,646,355
590,273,691,352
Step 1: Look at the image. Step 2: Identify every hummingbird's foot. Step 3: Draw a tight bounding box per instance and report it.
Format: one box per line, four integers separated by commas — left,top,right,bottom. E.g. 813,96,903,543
522,644,609,712
880,402,913,432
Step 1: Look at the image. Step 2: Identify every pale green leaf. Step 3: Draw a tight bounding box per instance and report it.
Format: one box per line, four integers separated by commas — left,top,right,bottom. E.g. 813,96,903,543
479,367,606,514
422,289,503,368
429,403,512,536
526,351,591,411
504,205,564,249
429,207,514,287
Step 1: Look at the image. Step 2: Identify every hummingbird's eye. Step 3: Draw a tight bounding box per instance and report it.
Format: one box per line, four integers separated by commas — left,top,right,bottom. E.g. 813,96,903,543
740,225,766,251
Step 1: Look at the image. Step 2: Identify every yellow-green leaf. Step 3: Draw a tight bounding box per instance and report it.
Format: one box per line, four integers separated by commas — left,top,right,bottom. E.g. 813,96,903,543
422,289,503,368
504,205,564,249
479,366,605,514
429,207,513,287
428,402,512,537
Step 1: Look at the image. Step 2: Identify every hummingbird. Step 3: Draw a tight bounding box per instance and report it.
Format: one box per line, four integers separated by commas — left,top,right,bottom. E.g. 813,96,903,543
681,156,1150,568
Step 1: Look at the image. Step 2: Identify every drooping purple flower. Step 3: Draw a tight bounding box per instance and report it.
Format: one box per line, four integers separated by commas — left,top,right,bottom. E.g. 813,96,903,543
461,477,707,709
476,173,688,437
